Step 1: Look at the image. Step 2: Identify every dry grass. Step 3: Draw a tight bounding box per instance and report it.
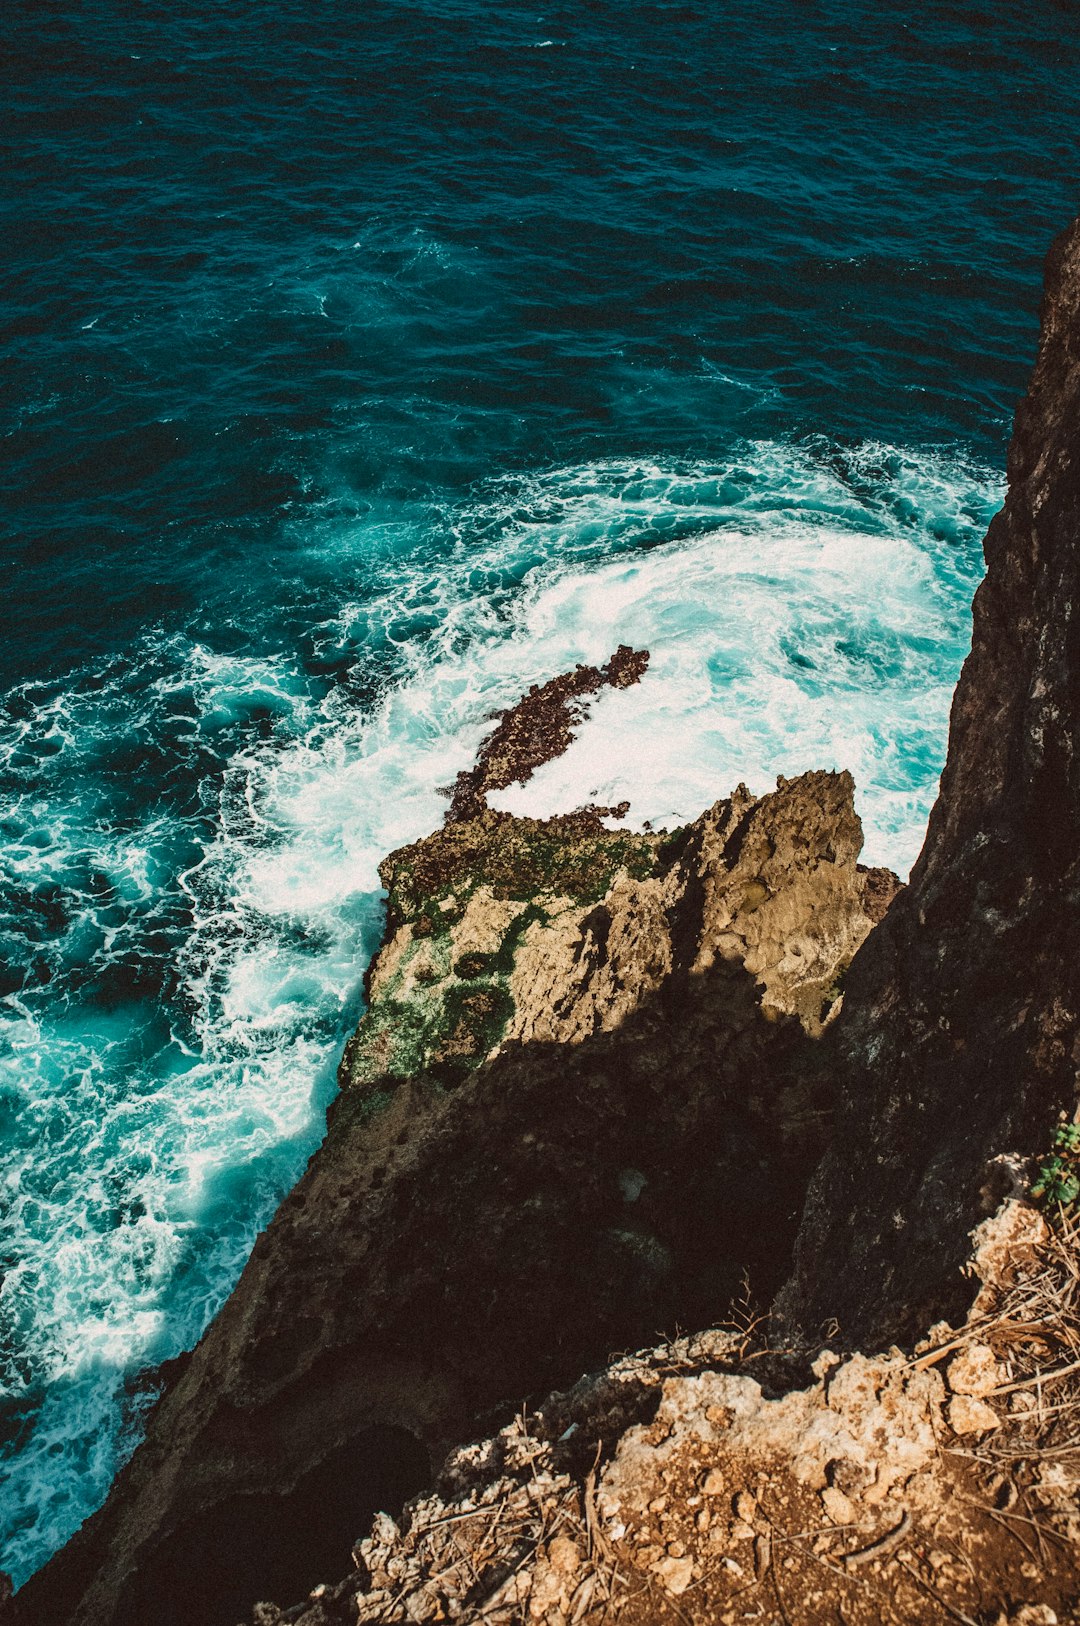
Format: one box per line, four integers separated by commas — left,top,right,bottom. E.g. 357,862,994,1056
962,1206,1080,1471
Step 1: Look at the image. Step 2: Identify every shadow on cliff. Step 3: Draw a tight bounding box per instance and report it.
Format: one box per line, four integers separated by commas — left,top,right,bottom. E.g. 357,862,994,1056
19,940,837,1626
779,216,1080,1350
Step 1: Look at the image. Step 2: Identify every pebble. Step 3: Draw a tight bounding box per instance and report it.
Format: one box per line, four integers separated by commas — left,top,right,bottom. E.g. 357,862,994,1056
946,1343,1002,1397
948,1394,1001,1435
821,1486,857,1525
547,1536,581,1577
652,1554,694,1596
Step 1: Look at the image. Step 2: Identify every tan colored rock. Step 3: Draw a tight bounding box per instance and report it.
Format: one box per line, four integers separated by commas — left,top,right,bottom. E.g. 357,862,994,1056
967,1200,1050,1315
350,769,888,1087
651,1553,694,1595
820,1486,857,1525
946,1342,1003,1397
545,1536,581,1577
598,1353,946,1541
948,1394,1001,1435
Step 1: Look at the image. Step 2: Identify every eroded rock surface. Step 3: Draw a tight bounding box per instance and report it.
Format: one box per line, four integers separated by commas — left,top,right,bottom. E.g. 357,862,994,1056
780,216,1080,1347
15,744,886,1625
344,768,888,1096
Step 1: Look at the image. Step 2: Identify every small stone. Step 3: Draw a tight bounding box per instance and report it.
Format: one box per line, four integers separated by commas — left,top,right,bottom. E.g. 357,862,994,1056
648,1495,668,1513
733,1491,757,1524
547,1536,581,1577
666,1540,686,1558
372,1512,400,1545
948,1394,1001,1435
696,1508,711,1532
946,1343,1002,1397
1010,1608,1058,1626
652,1554,694,1596
928,1549,951,1571
827,1457,871,1497
820,1486,856,1525
618,1167,647,1203
701,1468,725,1496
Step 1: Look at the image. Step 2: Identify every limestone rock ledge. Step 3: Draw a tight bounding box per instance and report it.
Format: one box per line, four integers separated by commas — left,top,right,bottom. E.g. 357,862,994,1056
14,766,888,1626
343,769,889,1097
240,1198,1079,1626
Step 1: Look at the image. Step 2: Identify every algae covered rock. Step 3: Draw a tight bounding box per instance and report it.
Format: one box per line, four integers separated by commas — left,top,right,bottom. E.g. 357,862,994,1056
342,770,893,1100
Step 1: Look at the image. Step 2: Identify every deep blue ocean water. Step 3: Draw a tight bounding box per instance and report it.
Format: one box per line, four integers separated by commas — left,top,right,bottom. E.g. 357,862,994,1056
2,0,1079,1584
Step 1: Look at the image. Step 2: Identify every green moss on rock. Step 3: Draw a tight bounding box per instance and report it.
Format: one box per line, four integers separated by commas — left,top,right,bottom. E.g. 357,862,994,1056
380,810,667,930
344,810,677,1095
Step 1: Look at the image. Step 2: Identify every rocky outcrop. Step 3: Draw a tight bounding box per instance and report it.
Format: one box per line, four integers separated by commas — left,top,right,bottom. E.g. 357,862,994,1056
14,720,888,1624
779,217,1080,1348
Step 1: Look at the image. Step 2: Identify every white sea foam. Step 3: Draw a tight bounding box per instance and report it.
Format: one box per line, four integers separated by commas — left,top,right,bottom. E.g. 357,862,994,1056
484,520,958,873
0,440,1001,1583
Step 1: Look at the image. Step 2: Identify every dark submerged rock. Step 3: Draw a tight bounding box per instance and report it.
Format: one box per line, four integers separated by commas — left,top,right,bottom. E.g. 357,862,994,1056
445,644,649,822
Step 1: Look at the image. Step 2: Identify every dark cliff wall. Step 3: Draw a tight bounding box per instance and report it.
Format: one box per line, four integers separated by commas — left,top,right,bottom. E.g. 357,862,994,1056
781,216,1080,1345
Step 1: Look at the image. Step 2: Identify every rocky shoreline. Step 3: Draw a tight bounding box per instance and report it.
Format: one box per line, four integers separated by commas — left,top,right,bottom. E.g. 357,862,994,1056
12,218,1080,1625
14,737,892,1626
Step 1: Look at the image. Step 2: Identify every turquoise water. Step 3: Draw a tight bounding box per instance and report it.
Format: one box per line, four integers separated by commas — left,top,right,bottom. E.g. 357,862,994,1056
3,0,1079,1585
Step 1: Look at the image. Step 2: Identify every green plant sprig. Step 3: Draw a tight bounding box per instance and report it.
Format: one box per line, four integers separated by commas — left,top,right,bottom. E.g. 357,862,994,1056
1031,1121,1080,1210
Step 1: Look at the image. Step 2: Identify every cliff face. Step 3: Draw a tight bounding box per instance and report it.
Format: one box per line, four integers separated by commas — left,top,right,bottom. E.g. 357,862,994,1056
15,765,887,1626
780,217,1080,1345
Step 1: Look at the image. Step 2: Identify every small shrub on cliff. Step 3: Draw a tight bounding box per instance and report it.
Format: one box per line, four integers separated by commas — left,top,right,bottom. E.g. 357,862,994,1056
1032,1120,1080,1209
